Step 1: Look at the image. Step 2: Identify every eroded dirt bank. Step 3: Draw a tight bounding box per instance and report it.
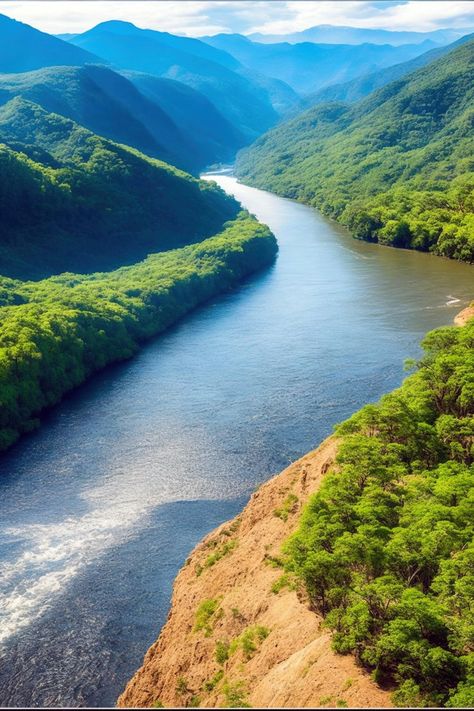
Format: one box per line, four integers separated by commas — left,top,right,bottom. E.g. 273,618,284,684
118,436,391,709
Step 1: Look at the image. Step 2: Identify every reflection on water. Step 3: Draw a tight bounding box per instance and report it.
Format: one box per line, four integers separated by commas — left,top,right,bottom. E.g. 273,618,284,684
0,177,472,706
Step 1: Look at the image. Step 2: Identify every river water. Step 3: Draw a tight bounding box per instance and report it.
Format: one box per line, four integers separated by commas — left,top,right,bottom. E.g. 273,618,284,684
0,176,472,707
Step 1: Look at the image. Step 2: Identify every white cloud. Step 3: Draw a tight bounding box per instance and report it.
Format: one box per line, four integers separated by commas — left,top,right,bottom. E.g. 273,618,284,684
0,0,473,37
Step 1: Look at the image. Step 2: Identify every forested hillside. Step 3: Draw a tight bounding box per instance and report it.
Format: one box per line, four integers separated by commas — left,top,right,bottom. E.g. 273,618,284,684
236,38,474,261
0,98,241,278
0,65,195,170
286,316,474,707
0,213,277,452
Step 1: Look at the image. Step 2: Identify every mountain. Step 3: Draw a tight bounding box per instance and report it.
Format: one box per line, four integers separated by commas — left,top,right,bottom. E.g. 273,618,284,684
65,21,282,139
0,97,241,278
202,34,439,94
0,12,101,72
248,24,467,46
306,32,474,106
0,64,246,171
236,38,474,262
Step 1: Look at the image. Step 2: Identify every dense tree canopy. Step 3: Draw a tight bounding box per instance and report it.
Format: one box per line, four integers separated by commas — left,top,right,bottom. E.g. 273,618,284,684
286,317,474,707
236,38,474,262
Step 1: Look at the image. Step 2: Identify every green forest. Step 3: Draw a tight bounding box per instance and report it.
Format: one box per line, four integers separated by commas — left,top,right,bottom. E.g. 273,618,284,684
0,212,277,452
236,38,474,262
286,318,474,707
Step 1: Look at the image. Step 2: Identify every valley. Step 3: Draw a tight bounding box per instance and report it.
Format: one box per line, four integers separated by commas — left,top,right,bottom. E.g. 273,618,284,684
0,4,472,708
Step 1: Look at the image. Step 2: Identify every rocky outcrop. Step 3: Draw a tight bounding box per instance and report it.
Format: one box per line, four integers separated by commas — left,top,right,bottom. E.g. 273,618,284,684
118,437,391,709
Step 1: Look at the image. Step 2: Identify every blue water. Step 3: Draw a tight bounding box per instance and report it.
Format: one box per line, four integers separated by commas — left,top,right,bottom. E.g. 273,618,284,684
0,177,472,707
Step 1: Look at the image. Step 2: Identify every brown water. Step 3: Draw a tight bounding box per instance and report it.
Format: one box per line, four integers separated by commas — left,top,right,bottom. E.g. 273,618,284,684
0,176,472,707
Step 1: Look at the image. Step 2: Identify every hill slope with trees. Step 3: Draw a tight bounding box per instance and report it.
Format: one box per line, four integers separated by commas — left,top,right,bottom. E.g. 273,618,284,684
236,38,474,262
0,97,243,278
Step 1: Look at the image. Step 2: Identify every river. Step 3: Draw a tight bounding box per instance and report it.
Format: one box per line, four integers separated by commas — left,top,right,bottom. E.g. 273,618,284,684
0,176,472,707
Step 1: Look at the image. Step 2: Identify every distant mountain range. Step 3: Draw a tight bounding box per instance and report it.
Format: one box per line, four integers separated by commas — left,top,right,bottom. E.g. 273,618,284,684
248,23,469,46
65,20,295,139
201,33,441,94
305,31,474,106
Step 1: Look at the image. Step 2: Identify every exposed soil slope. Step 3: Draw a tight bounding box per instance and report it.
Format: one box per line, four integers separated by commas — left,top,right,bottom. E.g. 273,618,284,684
118,436,391,709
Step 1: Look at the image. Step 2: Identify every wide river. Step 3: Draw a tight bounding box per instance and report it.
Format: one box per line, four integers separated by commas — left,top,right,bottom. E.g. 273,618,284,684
0,176,472,707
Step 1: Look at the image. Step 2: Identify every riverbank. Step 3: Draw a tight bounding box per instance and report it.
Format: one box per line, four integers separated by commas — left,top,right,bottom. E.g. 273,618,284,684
117,436,392,709
0,212,277,454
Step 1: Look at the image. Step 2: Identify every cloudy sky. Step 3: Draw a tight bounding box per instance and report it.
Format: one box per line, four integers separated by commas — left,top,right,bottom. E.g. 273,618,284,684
0,0,473,36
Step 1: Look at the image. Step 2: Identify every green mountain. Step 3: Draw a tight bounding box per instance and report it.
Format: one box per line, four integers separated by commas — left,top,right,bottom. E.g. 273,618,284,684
306,33,474,106
236,38,474,262
202,33,437,94
0,12,100,72
0,97,241,279
66,21,282,139
0,65,193,170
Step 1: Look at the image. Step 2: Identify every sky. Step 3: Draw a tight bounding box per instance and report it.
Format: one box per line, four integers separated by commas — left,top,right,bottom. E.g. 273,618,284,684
0,0,474,37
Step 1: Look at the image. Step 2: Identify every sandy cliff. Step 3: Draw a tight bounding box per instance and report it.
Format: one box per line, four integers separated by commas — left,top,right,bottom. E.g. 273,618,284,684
454,304,474,326
118,436,391,709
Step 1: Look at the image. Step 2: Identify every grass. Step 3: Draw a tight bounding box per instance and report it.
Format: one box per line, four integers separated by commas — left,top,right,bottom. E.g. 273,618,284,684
270,573,297,594
228,625,270,660
222,680,251,708
193,598,222,637
273,493,299,522
203,669,224,692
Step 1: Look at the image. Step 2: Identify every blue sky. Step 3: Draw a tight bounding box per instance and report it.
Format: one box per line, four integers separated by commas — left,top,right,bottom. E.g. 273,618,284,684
0,1,473,36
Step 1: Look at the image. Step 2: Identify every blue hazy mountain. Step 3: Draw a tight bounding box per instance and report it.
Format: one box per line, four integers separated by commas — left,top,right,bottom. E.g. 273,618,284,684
202,33,441,94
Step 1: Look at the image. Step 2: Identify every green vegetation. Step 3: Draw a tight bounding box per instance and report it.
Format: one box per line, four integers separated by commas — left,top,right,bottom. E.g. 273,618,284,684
0,97,241,279
0,213,277,453
228,625,270,660
194,598,223,636
203,539,238,570
175,676,189,695
273,492,299,521
0,65,246,173
203,669,224,692
285,318,474,707
215,640,230,665
270,573,297,594
221,679,251,708
237,38,474,262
